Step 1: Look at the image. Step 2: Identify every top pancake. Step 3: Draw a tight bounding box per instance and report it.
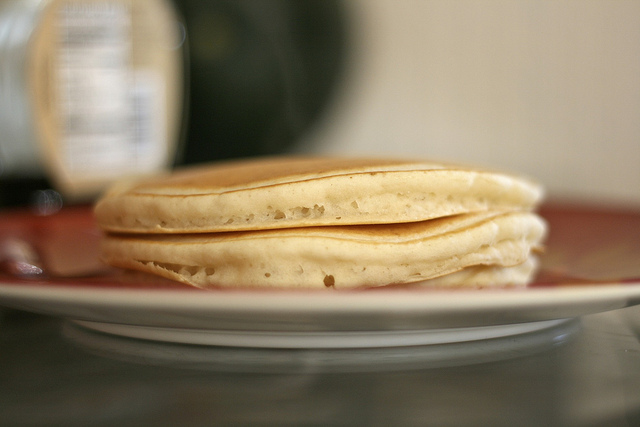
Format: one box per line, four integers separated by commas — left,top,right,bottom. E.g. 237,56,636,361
94,156,544,233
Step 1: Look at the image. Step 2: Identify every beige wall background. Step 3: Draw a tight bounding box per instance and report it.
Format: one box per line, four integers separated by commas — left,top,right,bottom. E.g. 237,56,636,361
300,0,640,206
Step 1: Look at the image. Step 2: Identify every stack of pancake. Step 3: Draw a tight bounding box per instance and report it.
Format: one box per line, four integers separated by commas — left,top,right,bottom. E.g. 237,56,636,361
94,157,547,289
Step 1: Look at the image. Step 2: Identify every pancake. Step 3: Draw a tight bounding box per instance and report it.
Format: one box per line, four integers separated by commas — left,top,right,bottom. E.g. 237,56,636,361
382,257,539,289
100,211,546,289
94,156,544,234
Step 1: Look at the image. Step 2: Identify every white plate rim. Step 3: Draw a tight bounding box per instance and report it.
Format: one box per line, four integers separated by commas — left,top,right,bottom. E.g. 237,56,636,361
1,280,640,333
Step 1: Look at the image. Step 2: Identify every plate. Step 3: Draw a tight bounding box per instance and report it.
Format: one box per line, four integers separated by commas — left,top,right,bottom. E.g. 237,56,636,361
61,318,581,372
1,203,640,348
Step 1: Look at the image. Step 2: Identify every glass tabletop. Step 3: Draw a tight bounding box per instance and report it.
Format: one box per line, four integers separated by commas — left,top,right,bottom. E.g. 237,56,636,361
1,305,639,427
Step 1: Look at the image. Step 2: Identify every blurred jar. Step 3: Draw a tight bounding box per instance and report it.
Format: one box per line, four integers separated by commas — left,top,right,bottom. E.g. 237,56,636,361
0,0,186,203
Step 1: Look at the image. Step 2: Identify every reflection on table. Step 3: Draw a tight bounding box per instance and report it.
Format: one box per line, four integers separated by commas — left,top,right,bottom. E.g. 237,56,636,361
1,307,639,426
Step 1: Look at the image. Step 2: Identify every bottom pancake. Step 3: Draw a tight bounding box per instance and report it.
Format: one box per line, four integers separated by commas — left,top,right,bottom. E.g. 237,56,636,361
378,257,538,289
101,211,546,289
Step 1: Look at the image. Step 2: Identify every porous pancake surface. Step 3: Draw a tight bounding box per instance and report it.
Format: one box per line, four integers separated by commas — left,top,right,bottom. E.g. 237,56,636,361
94,157,544,233
101,211,546,289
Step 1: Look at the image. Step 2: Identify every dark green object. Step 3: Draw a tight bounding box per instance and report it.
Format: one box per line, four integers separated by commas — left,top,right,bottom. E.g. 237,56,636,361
174,0,349,164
